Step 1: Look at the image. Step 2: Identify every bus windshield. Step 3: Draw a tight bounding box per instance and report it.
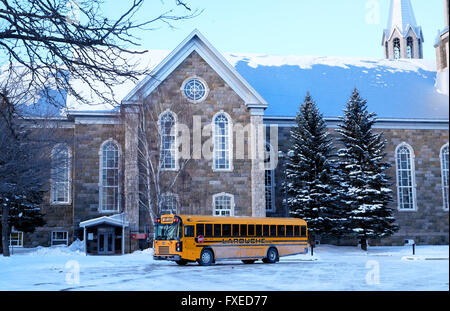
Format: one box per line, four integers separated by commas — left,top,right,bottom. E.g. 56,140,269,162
155,223,180,240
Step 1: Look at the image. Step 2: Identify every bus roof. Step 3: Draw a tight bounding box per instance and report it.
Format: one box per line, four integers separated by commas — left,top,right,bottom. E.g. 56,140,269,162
163,215,307,226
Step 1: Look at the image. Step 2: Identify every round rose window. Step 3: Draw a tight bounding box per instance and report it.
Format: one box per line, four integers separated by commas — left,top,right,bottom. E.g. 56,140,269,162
183,78,207,102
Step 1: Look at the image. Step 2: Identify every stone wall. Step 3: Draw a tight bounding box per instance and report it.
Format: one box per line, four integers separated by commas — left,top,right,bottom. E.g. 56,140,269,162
138,51,255,219
25,127,76,247
71,123,125,240
272,124,449,245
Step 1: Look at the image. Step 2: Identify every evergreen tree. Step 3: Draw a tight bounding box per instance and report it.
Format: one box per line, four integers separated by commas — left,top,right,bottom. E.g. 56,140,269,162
285,93,340,241
0,95,48,255
336,89,398,250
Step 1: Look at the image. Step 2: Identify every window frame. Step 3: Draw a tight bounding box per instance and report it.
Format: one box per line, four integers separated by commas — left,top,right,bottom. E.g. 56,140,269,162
184,225,195,237
395,142,417,212
51,231,69,246
222,224,232,237
393,38,401,59
212,111,233,172
265,143,276,212
9,230,24,248
99,139,121,213
212,193,235,217
159,110,178,171
180,76,209,103
440,143,449,212
213,224,222,237
50,144,72,205
406,37,414,59
160,192,178,215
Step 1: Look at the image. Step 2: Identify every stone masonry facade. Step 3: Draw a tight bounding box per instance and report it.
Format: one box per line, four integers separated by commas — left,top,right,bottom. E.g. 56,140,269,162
18,48,449,252
270,123,449,245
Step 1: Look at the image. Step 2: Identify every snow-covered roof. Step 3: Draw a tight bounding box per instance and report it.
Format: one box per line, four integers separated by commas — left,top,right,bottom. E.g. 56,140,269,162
227,54,448,119
79,213,129,228
65,50,448,120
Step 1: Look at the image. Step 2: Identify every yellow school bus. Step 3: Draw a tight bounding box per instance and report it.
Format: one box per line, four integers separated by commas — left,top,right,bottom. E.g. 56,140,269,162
153,214,308,266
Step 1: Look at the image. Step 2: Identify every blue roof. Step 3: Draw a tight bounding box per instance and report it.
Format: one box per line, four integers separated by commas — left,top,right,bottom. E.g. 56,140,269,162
230,56,449,119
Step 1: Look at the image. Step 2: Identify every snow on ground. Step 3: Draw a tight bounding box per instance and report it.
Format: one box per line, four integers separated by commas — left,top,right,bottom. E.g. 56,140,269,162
0,243,448,291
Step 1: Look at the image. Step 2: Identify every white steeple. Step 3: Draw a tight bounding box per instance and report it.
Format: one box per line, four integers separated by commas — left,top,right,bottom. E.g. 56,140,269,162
382,0,424,59
387,0,418,34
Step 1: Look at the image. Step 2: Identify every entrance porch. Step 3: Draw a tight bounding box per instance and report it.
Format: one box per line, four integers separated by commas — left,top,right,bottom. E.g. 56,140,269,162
79,214,129,255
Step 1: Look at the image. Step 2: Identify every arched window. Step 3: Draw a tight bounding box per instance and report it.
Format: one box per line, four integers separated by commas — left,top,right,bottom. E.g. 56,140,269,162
406,37,414,59
395,143,416,211
393,38,401,59
441,144,449,211
213,193,234,216
265,143,275,212
51,144,71,204
99,140,120,212
418,39,423,58
159,111,177,170
213,112,232,170
160,193,178,215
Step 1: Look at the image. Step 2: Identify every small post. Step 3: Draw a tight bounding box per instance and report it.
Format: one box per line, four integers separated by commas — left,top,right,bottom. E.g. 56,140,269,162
405,239,415,256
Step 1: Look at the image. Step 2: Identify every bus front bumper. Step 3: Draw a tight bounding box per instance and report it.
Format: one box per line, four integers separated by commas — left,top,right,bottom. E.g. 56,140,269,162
153,255,182,261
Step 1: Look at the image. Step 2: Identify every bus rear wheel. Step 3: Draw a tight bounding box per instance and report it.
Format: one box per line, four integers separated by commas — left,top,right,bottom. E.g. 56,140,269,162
176,259,189,266
198,249,214,266
263,247,278,264
242,260,256,264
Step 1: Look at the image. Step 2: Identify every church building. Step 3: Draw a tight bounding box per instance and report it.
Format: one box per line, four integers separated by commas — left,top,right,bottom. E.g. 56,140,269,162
11,0,448,254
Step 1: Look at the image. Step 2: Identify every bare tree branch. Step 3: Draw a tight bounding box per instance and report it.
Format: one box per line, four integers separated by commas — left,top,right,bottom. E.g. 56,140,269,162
0,0,200,109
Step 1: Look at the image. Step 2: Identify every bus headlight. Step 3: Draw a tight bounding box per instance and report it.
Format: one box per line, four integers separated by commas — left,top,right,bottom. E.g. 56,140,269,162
176,242,182,252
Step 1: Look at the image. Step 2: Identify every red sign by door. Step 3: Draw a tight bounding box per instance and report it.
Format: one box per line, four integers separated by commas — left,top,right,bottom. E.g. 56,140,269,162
131,233,147,240
197,235,205,243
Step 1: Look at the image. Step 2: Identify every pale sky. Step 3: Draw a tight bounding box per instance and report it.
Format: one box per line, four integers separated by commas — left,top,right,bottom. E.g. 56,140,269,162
102,0,446,59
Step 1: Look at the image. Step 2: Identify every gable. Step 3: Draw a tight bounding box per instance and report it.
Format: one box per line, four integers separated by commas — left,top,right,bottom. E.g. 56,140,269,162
122,30,267,112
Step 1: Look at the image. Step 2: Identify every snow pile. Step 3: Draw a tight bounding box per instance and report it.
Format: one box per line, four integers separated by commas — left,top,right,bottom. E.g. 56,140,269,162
68,239,85,253
130,247,154,257
26,240,86,257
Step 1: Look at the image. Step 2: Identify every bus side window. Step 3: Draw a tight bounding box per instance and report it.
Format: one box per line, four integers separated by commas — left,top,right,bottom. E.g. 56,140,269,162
222,224,231,237
196,224,204,237
255,225,262,237
286,225,293,237
277,225,285,237
184,225,195,237
301,226,307,237
270,225,276,237
205,224,213,237
294,225,300,237
263,225,270,237
248,224,255,236
232,224,240,237
240,224,247,237
214,224,222,237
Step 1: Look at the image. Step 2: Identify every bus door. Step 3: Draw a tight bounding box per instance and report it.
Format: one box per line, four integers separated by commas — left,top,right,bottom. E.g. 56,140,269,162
183,224,196,259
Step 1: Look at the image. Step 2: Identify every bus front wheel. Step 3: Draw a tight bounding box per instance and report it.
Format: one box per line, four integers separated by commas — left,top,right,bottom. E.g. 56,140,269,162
263,247,278,264
198,249,214,266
